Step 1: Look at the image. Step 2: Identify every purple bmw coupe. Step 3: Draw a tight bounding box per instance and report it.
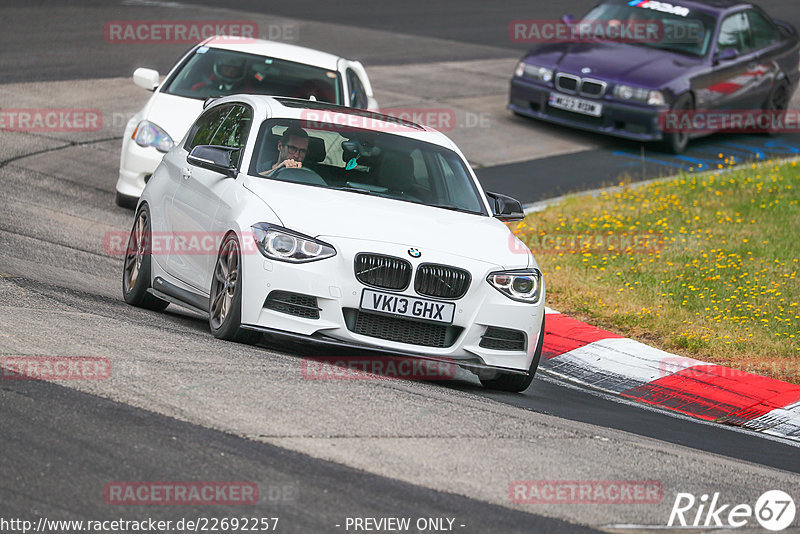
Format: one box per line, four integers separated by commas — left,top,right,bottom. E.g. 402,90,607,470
509,0,800,153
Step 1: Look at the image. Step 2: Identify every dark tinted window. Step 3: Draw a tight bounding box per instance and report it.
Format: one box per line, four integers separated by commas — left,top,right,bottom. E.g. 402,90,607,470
184,105,231,151
747,10,779,49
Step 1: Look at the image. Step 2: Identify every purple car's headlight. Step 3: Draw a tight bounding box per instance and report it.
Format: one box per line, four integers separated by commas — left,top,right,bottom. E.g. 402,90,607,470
613,84,665,106
515,61,553,83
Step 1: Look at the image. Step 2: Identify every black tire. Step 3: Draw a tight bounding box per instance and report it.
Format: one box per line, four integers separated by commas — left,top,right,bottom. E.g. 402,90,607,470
480,315,545,393
764,81,790,136
660,93,693,154
122,205,169,311
115,191,139,210
209,233,260,344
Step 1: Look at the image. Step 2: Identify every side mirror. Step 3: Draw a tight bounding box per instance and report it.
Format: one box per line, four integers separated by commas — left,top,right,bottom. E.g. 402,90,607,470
187,145,239,178
561,14,575,26
715,47,739,63
133,68,160,91
485,191,524,221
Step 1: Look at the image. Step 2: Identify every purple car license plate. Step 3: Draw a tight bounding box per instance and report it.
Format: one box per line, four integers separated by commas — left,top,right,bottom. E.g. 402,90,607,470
549,93,603,117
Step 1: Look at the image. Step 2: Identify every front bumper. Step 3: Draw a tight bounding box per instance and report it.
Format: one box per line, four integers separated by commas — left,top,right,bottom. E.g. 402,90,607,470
509,76,667,142
239,237,545,372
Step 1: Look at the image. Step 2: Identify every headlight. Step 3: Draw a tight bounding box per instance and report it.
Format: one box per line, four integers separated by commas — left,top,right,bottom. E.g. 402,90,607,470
251,223,336,263
487,269,543,303
515,61,553,83
132,120,174,152
613,85,665,106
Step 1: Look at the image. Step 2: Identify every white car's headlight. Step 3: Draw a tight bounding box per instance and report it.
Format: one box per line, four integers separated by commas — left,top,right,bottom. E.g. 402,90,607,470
516,61,553,83
251,223,336,263
613,85,665,106
487,269,543,303
133,120,174,152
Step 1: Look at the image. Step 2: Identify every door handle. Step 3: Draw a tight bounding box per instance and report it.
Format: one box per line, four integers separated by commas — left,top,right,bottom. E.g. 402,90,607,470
181,167,192,180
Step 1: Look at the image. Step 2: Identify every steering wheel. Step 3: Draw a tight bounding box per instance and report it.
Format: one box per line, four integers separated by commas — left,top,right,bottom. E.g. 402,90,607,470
267,165,326,185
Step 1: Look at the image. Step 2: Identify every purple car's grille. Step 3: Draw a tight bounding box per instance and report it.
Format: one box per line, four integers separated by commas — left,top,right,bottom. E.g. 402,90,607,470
556,73,579,93
555,73,607,98
580,80,606,97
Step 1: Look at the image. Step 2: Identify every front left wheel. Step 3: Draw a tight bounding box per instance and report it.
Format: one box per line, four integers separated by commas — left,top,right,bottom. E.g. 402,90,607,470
209,234,260,344
122,205,169,311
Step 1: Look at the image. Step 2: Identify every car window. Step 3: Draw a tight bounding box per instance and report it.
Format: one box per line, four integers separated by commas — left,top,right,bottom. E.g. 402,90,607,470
210,105,253,166
717,12,752,53
161,47,343,105
747,10,780,50
248,119,487,215
346,68,368,109
184,105,232,151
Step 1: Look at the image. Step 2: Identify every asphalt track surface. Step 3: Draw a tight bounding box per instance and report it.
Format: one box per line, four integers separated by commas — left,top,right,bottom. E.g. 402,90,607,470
2,1,800,532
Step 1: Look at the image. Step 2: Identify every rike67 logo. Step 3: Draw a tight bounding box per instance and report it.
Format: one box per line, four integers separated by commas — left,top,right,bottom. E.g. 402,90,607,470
668,490,796,531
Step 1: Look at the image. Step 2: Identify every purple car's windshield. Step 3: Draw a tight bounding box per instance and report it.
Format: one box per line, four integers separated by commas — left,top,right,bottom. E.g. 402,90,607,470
161,47,343,104
582,1,715,57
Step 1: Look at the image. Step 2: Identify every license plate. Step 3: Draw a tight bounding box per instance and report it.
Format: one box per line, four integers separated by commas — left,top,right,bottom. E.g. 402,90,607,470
549,93,603,117
360,289,455,324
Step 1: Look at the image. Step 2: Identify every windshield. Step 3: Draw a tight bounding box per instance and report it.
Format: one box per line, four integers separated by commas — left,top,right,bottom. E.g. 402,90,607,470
161,47,342,103
582,0,715,57
248,119,488,216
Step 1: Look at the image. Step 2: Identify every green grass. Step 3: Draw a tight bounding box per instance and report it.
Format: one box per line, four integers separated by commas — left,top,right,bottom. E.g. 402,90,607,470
515,158,800,383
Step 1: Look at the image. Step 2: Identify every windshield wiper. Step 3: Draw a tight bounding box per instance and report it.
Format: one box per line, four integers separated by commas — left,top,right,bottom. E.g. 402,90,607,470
332,186,375,195
429,203,481,215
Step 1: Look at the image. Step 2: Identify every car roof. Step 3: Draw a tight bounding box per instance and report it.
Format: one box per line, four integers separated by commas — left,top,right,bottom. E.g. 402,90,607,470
622,0,754,17
214,95,460,149
201,36,343,71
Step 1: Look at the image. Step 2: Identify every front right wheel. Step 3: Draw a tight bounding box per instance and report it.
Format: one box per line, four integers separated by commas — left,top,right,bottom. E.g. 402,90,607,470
479,315,545,393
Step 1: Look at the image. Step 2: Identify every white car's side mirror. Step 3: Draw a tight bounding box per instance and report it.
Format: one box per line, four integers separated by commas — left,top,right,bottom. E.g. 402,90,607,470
133,68,160,91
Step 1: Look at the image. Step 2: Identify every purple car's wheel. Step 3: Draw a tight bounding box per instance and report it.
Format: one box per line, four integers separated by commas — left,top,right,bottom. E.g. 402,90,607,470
661,93,693,154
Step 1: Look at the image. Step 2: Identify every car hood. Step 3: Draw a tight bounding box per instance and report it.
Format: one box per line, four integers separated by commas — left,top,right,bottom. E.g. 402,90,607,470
242,176,529,268
143,92,204,143
526,41,701,88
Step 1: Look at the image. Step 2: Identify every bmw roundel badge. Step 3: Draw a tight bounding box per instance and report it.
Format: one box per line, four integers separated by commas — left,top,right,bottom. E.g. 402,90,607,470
408,248,421,258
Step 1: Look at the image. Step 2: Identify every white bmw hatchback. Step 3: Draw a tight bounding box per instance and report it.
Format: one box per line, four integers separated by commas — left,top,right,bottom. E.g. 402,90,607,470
115,35,377,208
122,95,545,391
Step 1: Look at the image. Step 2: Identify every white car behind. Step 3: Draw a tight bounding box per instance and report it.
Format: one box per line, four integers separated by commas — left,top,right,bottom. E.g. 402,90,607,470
115,35,378,207
122,95,545,392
